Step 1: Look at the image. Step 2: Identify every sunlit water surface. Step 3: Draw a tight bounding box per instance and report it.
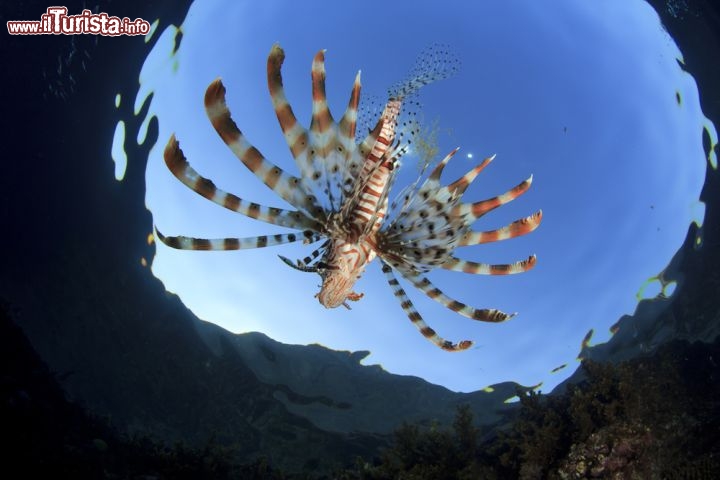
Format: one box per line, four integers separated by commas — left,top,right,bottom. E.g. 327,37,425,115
116,0,712,393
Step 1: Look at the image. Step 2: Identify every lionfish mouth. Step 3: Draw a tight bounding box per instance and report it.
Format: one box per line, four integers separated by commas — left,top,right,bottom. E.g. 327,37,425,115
317,294,344,310
316,279,350,309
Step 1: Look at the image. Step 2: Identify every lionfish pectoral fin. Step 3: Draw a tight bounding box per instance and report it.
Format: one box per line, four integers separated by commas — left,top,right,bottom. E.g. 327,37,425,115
162,135,319,231
380,261,474,352
310,48,334,133
396,267,515,323
338,70,361,141
155,229,320,251
347,291,364,302
446,154,495,195
267,44,309,161
460,174,534,220
440,255,537,275
278,255,318,273
458,210,543,246
204,78,324,221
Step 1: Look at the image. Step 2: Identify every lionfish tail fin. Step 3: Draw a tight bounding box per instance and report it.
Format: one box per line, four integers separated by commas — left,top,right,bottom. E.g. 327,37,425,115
388,43,460,100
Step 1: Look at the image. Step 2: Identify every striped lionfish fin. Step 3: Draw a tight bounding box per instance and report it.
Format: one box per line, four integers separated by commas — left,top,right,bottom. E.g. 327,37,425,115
338,69,362,146
357,114,381,158
440,255,537,275
278,255,318,272
162,135,321,231
155,228,320,251
267,44,364,213
396,266,515,323
458,210,543,246
378,148,541,275
358,44,460,169
454,175,535,220
387,43,460,100
266,43,308,162
204,78,326,222
380,262,473,351
425,146,462,183
446,155,495,195
310,49,334,135
278,240,329,272
307,48,357,212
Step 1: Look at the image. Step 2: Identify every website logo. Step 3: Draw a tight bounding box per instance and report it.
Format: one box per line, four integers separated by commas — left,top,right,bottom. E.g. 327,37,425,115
7,7,151,36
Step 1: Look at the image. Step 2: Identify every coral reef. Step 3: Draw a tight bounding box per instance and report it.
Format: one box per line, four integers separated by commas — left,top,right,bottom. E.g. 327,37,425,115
335,338,720,479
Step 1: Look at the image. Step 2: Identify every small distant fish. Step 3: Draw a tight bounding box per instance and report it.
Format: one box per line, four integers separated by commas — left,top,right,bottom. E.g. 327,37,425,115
551,364,567,373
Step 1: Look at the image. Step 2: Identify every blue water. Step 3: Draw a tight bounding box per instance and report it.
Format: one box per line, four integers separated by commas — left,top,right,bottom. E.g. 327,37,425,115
122,0,712,394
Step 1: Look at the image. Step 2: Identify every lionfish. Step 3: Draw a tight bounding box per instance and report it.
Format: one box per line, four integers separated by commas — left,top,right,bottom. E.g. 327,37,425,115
156,44,542,351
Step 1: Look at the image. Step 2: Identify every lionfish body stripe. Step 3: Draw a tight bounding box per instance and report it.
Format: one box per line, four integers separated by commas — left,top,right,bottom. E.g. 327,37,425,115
156,44,542,351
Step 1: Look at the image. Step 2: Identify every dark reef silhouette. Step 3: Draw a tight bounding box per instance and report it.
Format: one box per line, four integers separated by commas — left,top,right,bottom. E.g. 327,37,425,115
3,300,719,478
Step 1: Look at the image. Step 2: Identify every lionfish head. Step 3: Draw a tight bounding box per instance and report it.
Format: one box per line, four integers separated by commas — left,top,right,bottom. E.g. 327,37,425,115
316,269,356,309
315,242,366,309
